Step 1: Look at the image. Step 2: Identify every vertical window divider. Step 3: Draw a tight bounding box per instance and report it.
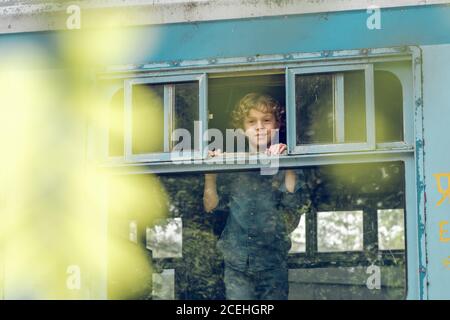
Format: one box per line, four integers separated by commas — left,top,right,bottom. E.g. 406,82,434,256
286,67,296,154
306,206,318,261
164,84,175,153
334,73,345,143
365,64,376,150
198,73,208,160
363,204,379,260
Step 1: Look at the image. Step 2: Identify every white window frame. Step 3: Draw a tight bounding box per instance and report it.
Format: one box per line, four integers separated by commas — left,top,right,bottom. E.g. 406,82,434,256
287,64,375,154
124,73,208,162
373,61,415,150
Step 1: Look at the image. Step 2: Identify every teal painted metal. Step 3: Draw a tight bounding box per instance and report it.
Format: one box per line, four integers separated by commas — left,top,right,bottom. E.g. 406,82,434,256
1,4,450,67
415,137,427,299
411,46,428,300
422,44,450,299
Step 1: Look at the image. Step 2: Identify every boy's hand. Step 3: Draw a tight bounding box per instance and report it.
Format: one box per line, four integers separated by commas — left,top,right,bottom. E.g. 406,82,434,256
266,143,287,156
207,149,224,158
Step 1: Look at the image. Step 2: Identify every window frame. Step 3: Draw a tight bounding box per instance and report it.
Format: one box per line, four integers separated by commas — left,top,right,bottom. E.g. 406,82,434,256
124,73,208,163
377,208,406,251
286,63,376,154
95,46,424,300
288,169,408,264
100,51,417,167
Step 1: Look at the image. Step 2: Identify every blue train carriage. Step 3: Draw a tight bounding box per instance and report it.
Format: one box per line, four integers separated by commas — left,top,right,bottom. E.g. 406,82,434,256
0,0,450,300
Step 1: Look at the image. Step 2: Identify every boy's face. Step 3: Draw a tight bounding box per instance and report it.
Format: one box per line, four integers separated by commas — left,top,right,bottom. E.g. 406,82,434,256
243,108,279,151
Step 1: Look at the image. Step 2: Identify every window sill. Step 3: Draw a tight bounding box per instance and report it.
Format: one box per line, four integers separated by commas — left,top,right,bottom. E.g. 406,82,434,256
96,147,414,174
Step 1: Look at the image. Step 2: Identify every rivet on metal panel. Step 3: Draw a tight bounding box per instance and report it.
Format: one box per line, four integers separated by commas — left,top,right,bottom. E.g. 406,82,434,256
415,98,423,107
321,50,332,57
414,57,422,65
419,223,425,232
247,56,255,62
283,54,293,60
208,58,217,64
417,180,425,192
419,266,427,274
171,61,180,67
400,46,409,52
360,48,369,55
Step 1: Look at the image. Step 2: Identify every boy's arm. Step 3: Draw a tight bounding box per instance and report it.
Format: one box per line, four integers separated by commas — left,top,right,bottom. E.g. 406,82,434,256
203,173,219,213
284,169,297,193
279,169,310,233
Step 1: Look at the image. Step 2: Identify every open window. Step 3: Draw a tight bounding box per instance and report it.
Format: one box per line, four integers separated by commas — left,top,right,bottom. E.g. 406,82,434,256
124,74,207,162
109,61,410,163
207,72,286,154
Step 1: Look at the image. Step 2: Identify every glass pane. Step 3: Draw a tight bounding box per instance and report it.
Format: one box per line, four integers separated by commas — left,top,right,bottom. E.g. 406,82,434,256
377,209,405,250
107,162,406,300
289,214,306,253
108,89,124,157
375,71,404,143
344,71,366,142
146,218,183,258
152,269,175,300
296,74,334,144
132,84,164,154
317,211,364,252
172,82,199,151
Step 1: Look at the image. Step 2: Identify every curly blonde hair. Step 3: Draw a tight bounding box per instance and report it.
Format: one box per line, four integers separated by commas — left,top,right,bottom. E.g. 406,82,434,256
231,93,284,129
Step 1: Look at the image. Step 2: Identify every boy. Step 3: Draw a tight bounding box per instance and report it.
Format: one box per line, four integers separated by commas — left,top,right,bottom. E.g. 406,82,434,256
203,93,301,300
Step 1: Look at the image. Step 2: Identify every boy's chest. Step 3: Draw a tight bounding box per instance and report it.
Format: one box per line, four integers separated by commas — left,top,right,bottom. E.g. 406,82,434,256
229,172,281,194
228,172,283,214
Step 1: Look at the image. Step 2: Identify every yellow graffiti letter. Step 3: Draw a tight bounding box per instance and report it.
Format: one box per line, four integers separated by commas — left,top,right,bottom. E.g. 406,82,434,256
434,173,450,206
443,256,450,270
439,221,450,242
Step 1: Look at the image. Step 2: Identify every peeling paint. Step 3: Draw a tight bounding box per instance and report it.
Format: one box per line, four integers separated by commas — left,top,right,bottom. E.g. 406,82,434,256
416,137,427,298
413,45,428,299
1,0,450,34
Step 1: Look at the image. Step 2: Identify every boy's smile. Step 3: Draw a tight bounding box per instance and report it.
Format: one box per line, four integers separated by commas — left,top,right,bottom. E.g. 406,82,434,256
243,108,279,151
